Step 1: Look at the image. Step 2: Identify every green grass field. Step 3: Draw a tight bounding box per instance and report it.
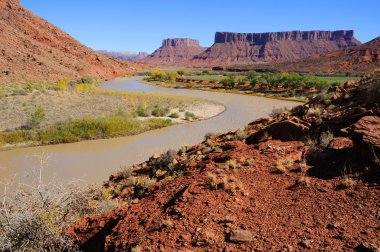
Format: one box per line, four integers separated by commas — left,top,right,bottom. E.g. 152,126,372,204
314,75,359,84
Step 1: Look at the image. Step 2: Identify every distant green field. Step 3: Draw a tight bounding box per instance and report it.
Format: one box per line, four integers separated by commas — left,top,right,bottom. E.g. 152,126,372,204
314,75,359,84
182,74,358,84
183,75,247,81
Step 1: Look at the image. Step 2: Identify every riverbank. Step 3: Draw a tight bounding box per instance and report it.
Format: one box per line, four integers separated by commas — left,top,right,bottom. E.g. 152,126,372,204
0,79,225,150
141,79,307,103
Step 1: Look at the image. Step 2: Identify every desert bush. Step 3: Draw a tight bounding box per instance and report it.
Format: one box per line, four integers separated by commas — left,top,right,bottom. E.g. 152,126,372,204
275,157,293,173
221,75,236,89
270,107,288,117
221,175,243,192
149,70,167,82
167,71,179,84
319,131,334,148
56,77,70,91
205,173,218,190
151,104,169,117
296,175,311,187
78,76,95,84
26,107,46,129
136,104,149,117
204,132,215,140
226,159,237,170
177,70,185,76
168,112,179,118
184,111,195,120
0,182,97,252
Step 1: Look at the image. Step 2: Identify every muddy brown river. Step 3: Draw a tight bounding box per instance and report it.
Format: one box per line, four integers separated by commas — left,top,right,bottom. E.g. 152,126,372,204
0,77,301,188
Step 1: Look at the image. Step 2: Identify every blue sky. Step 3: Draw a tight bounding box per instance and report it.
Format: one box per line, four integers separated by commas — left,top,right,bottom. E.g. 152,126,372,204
21,0,380,53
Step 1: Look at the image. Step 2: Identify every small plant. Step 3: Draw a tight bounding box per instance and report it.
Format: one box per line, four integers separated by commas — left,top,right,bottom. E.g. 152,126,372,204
275,157,293,174
234,130,248,141
270,107,288,117
27,107,46,129
296,175,311,187
136,104,149,117
222,175,243,193
206,173,218,190
168,112,179,118
226,159,237,170
339,176,355,189
319,131,334,148
151,104,169,117
204,132,215,139
184,111,195,120
161,218,174,228
120,166,132,179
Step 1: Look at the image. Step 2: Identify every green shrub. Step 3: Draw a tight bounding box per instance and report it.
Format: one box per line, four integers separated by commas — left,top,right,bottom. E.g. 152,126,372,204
151,105,169,117
136,105,149,117
168,112,179,118
27,107,46,129
184,111,195,120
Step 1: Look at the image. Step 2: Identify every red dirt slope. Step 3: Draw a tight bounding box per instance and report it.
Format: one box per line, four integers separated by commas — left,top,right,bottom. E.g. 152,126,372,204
69,73,380,251
0,0,143,84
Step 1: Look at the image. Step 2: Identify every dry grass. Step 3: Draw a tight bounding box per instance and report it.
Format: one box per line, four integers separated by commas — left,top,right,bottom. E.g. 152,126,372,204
161,218,174,228
221,175,244,193
275,157,293,174
0,153,116,251
339,176,355,189
296,175,311,187
206,173,218,190
226,159,237,170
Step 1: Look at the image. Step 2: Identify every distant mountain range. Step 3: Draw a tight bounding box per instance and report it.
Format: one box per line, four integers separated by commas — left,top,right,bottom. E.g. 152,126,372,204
0,0,143,84
97,51,149,61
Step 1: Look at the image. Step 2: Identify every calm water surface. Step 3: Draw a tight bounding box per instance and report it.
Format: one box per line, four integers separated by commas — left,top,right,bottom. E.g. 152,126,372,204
0,77,301,188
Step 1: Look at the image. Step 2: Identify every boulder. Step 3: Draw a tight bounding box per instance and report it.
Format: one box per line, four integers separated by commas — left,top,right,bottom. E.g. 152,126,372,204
246,117,310,144
349,116,380,165
355,242,380,252
229,229,253,243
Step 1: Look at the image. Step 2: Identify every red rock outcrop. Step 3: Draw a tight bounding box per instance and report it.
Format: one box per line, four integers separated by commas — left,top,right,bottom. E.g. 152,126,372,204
187,30,361,67
0,0,143,84
138,38,207,65
272,36,380,73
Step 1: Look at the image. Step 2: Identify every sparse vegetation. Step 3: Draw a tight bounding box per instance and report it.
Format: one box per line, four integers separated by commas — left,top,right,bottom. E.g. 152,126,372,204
26,107,46,129
296,175,311,187
184,111,196,120
0,114,172,146
0,77,216,148
168,112,179,118
206,173,218,190
275,157,294,174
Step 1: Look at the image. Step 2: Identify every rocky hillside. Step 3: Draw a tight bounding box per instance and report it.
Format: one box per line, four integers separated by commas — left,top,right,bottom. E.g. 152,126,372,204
272,36,380,73
139,38,207,65
188,30,361,67
0,0,143,84
69,73,380,251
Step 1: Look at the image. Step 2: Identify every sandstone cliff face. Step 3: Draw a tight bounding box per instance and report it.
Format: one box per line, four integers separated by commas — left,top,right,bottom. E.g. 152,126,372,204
188,30,361,67
139,38,207,65
0,0,143,84
214,30,357,43
272,36,380,73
